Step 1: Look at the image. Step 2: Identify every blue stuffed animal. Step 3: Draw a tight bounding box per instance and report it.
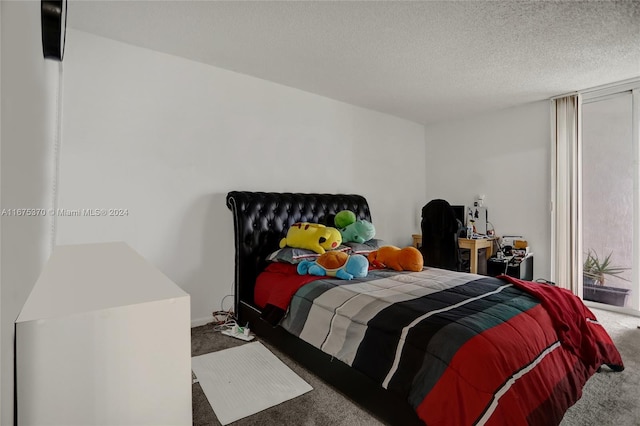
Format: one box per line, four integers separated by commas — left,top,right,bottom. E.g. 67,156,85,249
297,251,368,280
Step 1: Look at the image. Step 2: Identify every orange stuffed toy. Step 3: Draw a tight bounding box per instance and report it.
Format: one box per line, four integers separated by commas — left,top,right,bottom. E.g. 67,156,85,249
368,245,424,272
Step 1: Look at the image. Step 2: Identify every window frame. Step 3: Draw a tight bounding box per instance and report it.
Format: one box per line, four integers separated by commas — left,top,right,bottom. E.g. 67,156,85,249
551,78,640,315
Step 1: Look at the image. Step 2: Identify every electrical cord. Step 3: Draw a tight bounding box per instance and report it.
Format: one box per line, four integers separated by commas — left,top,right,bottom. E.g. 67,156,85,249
50,61,64,254
486,221,496,237
211,309,236,332
220,294,233,312
212,281,237,331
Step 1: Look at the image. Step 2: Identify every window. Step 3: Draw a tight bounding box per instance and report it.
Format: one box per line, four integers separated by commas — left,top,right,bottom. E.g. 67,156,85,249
582,91,635,309
552,79,640,314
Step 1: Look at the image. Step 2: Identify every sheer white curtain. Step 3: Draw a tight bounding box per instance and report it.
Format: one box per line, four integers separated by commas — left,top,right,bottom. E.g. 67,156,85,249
551,95,581,293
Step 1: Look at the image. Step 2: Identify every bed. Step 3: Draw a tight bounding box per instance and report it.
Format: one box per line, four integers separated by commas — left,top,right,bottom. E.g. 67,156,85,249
226,191,624,426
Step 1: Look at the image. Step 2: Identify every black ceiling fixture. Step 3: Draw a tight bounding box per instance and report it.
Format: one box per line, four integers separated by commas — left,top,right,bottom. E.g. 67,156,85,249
41,0,67,61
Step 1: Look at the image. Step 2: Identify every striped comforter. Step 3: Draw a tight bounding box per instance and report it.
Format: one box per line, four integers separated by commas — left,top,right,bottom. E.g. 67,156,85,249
278,268,624,425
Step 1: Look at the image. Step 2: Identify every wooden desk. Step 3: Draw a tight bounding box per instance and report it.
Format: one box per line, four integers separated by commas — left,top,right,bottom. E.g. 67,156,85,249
412,234,495,275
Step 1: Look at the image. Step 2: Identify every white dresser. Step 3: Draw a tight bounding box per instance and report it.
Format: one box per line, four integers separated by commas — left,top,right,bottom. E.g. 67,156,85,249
16,242,192,425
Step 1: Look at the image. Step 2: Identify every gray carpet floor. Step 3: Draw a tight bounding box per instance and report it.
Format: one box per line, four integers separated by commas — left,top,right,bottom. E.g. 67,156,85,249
191,308,640,426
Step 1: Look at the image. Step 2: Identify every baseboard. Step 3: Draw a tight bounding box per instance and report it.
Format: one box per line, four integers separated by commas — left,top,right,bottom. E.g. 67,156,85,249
585,301,640,318
191,316,213,328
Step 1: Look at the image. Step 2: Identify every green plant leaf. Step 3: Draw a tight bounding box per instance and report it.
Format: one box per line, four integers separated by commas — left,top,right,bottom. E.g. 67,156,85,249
582,249,630,285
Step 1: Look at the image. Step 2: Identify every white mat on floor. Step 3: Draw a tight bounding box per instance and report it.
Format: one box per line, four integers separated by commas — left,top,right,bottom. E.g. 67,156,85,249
191,341,313,425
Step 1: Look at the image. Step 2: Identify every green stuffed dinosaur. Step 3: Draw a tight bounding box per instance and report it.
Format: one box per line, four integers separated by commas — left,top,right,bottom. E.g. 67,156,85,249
334,210,376,244
341,220,376,244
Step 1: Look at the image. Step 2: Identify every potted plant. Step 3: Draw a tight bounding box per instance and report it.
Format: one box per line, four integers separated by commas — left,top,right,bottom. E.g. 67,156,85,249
582,250,631,307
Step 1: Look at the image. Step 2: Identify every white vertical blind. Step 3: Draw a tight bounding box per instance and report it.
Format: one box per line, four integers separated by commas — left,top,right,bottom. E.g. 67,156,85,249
633,88,640,311
551,95,581,293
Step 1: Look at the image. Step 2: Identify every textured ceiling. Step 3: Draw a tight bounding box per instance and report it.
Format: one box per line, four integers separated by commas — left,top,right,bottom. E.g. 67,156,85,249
67,1,640,126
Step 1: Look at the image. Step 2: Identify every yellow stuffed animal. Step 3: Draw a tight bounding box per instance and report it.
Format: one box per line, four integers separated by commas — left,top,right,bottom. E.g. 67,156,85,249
368,246,423,272
280,222,342,254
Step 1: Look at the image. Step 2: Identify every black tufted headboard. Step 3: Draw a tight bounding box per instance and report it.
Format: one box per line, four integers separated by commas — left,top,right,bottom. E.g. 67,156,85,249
226,191,372,315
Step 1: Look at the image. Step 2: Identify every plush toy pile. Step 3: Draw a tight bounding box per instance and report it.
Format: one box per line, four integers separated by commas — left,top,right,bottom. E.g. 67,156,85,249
279,212,423,279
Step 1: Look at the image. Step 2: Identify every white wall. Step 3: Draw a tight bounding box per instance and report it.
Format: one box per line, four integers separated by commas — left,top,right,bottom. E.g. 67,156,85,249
58,30,426,326
1,2,58,423
424,101,551,281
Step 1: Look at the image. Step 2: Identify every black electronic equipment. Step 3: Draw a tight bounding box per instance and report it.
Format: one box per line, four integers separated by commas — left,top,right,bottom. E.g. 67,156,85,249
487,255,533,280
451,205,467,226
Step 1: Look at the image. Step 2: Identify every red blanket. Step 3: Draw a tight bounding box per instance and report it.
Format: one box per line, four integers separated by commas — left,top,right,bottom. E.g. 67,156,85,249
498,274,624,372
254,263,325,310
